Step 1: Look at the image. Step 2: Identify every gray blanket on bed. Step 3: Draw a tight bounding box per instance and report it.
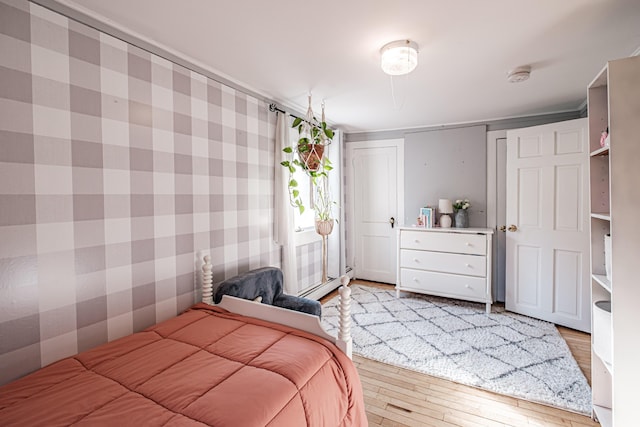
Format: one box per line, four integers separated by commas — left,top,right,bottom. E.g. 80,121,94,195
213,267,322,317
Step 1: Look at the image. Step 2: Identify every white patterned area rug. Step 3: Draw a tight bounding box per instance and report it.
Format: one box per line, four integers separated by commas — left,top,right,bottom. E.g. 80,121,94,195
321,285,591,415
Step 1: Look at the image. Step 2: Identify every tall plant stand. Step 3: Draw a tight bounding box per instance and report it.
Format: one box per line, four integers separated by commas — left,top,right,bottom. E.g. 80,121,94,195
315,219,334,283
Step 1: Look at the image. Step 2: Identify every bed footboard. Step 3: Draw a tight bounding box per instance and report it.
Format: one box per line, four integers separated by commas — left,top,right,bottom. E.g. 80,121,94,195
201,256,353,358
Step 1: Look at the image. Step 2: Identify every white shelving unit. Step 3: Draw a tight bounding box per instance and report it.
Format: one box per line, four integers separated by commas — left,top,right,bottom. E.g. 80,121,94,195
588,55,640,427
592,274,611,293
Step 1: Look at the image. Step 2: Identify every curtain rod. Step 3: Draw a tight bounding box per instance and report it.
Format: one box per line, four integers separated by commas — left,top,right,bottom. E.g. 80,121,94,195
269,103,333,129
269,103,306,123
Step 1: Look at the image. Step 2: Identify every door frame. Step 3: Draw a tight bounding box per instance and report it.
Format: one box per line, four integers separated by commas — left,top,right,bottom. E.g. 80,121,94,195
487,130,507,302
346,139,405,279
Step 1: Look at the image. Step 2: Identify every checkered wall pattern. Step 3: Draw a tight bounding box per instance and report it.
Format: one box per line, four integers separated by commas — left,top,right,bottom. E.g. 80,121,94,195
0,0,284,385
296,241,322,294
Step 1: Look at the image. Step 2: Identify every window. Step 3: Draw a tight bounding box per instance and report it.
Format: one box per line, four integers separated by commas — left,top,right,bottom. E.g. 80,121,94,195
293,159,315,231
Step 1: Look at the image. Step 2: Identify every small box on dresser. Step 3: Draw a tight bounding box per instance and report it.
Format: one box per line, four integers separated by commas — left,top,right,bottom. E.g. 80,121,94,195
396,227,494,313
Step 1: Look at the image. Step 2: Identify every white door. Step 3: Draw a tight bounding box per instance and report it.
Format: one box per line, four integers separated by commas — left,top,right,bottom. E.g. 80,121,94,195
506,118,591,332
349,141,402,284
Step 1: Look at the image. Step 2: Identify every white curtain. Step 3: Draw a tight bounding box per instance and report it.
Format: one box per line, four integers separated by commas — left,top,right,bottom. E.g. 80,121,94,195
274,112,298,294
327,129,344,279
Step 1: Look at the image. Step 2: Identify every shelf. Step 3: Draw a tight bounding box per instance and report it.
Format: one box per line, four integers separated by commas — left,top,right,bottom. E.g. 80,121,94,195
593,274,612,293
602,357,613,376
593,404,612,427
590,146,610,157
591,212,611,221
593,348,613,376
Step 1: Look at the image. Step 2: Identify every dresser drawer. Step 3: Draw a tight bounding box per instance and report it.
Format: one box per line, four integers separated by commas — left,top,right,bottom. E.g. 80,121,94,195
400,230,486,255
400,249,486,277
400,268,487,300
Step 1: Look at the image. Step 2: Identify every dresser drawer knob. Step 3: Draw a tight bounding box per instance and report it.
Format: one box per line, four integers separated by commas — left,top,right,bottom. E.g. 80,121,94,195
412,277,418,282
465,284,471,289
413,258,419,263
465,242,471,246
414,239,420,243
465,263,471,268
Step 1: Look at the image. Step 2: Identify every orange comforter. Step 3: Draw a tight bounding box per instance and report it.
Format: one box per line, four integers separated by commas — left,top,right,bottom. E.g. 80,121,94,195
0,303,366,426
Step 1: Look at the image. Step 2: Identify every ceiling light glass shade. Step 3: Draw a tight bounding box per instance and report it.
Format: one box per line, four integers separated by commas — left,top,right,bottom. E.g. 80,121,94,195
380,40,419,76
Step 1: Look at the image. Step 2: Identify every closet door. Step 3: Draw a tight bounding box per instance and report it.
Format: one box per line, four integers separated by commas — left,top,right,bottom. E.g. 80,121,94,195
348,140,402,284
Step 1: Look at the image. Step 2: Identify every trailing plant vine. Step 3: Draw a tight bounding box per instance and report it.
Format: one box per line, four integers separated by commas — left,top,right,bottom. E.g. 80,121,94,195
280,99,336,219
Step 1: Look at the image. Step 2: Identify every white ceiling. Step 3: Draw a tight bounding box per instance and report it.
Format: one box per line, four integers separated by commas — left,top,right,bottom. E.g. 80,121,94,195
52,0,640,133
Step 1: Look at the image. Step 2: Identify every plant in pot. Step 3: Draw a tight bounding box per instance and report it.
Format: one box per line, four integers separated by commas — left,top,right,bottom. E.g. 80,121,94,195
311,159,335,236
293,118,333,172
280,97,335,220
279,97,336,282
309,158,336,283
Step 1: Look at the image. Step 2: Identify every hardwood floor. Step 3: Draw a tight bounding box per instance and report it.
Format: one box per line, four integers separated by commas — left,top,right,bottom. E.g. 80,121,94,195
321,280,599,427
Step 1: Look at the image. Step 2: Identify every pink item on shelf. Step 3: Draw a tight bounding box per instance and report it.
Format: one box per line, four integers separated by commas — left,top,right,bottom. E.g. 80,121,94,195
600,130,608,147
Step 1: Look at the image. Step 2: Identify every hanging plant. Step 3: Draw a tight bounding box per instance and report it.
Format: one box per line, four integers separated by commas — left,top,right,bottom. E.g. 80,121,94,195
291,117,334,172
280,97,335,216
279,96,337,285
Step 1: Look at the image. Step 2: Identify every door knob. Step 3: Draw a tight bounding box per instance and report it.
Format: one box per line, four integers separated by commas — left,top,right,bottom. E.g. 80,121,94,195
508,224,518,232
499,225,506,232
389,217,395,228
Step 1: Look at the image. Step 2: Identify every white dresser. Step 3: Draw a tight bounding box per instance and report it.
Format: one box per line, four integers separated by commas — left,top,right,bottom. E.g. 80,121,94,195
396,227,494,313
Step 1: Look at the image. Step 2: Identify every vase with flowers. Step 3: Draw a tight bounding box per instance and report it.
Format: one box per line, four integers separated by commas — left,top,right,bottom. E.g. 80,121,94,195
453,199,470,228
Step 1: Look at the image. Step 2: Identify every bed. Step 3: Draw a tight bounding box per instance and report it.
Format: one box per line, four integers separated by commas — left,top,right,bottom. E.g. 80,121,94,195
0,257,366,426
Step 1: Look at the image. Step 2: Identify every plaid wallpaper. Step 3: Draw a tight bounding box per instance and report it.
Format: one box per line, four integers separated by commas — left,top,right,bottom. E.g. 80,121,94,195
296,241,322,294
0,0,293,385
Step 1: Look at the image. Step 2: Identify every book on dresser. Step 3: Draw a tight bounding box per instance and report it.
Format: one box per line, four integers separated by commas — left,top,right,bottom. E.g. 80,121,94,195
396,227,494,313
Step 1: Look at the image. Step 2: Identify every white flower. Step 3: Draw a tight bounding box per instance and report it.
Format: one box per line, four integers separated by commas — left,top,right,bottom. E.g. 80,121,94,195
453,198,471,210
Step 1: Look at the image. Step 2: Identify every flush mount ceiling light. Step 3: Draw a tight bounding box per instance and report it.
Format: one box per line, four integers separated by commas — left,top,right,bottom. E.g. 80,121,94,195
507,66,531,83
380,40,419,76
